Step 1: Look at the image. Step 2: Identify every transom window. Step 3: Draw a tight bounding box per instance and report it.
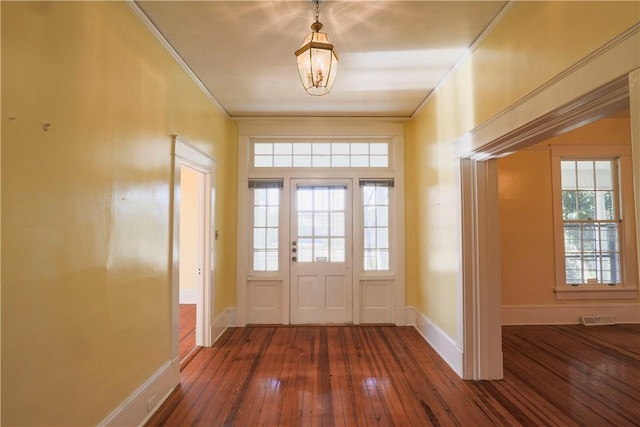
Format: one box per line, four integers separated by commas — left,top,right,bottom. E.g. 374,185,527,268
560,159,620,285
254,142,389,168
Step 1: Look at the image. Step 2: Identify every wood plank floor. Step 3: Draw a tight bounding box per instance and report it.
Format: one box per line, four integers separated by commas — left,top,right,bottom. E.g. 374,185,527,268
147,324,640,426
179,304,197,362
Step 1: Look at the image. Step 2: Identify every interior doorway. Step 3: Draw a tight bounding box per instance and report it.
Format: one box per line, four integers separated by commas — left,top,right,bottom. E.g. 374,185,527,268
171,136,217,367
178,165,205,361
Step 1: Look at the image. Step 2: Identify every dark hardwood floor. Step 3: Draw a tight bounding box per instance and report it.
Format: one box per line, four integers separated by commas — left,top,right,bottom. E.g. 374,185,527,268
179,304,197,363
148,324,640,426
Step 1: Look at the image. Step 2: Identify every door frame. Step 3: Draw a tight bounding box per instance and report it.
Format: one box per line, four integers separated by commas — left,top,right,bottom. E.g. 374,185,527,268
289,178,354,324
171,136,217,363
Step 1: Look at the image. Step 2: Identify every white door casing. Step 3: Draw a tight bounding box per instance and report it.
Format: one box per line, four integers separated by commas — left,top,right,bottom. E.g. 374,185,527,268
290,180,353,324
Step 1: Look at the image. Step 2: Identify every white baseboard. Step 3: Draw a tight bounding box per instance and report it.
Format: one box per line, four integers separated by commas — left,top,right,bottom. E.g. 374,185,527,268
98,359,179,427
502,303,640,325
179,289,197,304
210,307,236,344
407,306,463,377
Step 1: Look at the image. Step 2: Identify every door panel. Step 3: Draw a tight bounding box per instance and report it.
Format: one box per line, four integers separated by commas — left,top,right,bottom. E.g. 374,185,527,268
290,180,352,324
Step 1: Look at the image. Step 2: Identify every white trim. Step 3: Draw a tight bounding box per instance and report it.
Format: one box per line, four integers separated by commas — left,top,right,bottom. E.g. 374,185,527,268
630,68,640,287
211,307,237,344
97,360,179,427
502,303,640,325
407,307,464,377
179,289,197,304
126,2,229,118
454,24,640,159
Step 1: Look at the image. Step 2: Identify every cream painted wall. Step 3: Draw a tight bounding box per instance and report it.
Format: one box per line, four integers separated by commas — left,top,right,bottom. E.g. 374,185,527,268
179,166,200,295
405,2,639,340
498,118,637,305
1,2,237,426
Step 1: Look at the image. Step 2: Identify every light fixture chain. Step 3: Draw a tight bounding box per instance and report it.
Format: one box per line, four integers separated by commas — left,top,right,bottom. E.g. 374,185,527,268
314,0,320,23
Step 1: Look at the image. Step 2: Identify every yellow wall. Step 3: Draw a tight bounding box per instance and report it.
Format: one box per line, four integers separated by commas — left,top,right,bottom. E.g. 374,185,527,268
1,2,237,426
498,118,637,305
179,167,200,293
405,2,639,339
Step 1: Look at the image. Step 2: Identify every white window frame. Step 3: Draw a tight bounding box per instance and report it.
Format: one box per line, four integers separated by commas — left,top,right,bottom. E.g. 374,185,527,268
551,145,639,300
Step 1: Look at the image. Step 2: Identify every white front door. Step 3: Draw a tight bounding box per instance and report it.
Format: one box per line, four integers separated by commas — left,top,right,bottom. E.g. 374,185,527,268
290,180,353,324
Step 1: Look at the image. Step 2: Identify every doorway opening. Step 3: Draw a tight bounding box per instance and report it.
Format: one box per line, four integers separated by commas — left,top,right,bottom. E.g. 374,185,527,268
171,136,217,369
178,165,206,363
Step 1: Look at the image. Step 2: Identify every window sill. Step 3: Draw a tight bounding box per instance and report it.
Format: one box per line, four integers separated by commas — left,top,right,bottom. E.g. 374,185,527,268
555,286,639,300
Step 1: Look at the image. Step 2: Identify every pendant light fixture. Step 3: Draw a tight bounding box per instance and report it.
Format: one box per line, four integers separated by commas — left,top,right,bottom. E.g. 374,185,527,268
294,0,339,96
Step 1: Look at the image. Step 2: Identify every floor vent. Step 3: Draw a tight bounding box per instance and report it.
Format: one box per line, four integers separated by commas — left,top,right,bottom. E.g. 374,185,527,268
580,316,616,326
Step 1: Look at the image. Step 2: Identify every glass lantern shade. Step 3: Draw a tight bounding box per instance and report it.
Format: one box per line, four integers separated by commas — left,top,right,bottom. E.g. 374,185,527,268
295,30,338,96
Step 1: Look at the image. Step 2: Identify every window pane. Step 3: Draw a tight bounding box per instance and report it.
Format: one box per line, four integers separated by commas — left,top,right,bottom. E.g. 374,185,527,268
330,213,345,236
293,155,312,167
266,206,279,227
298,189,313,210
314,238,329,261
313,155,331,167
377,249,389,270
578,191,595,219
331,238,345,262
377,206,389,226
364,249,377,270
266,228,279,249
330,189,345,210
266,250,278,271
577,161,594,188
370,156,388,167
561,161,577,189
298,212,313,236
351,156,369,167
351,143,369,155
254,228,266,249
364,227,376,249
293,143,312,154
364,206,376,227
595,161,613,189
254,207,266,227
363,186,376,206
332,143,350,155
376,187,389,205
273,156,292,167
370,143,388,155
298,238,313,262
314,188,329,210
254,156,272,167
254,188,267,205
314,212,329,236
267,188,280,206
253,251,266,271
254,143,273,155
274,143,292,155
377,228,389,249
313,143,331,155
332,156,350,167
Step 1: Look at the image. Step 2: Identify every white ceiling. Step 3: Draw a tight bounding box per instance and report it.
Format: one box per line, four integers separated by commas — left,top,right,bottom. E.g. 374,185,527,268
136,1,508,118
